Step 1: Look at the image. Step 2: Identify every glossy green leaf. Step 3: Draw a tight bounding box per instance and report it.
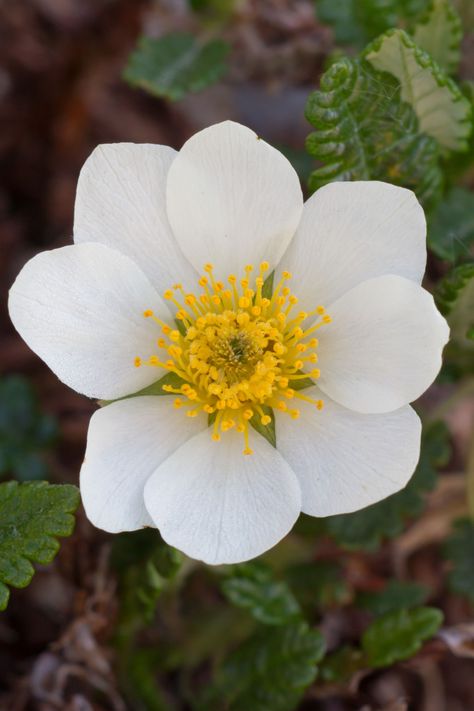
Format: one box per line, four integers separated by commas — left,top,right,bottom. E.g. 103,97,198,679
305,57,443,206
362,606,443,667
124,33,229,101
200,622,326,711
428,188,474,262
412,0,463,74
326,422,450,550
357,580,428,615
364,29,472,151
444,519,474,602
221,561,301,625
0,481,80,611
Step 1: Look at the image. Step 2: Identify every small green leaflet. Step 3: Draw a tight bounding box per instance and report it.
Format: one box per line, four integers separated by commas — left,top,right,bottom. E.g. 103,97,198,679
221,560,301,625
0,481,80,611
362,606,443,667
364,29,472,151
428,188,474,262
124,33,229,101
412,0,463,75
356,580,428,616
199,622,326,711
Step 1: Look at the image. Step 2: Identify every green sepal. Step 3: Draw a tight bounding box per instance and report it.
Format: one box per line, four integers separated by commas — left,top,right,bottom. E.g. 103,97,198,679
100,371,187,407
250,405,276,448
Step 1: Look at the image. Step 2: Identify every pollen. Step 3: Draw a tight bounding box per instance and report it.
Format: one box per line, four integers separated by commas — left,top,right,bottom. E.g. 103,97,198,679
136,263,332,454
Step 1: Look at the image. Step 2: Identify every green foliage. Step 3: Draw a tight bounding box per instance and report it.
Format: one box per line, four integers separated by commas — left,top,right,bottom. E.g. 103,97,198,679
326,422,450,550
0,481,80,610
412,0,463,74
112,529,183,625
364,29,471,151
124,33,229,101
286,560,349,610
305,57,443,206
221,561,301,625
357,580,428,615
362,606,443,666
436,263,474,345
0,375,57,481
314,0,429,48
428,188,474,262
444,518,474,602
200,622,326,711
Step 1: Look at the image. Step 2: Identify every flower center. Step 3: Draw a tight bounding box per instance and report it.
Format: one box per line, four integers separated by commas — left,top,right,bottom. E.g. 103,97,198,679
135,262,331,454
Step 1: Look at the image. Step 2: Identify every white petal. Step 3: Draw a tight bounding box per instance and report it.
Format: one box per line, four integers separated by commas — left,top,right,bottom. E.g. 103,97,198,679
80,397,207,533
278,181,426,307
276,390,421,516
8,243,171,400
317,275,449,413
74,143,197,295
166,121,303,277
144,429,301,565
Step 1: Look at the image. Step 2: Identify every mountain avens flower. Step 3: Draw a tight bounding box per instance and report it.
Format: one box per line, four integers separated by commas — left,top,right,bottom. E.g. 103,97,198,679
9,121,449,564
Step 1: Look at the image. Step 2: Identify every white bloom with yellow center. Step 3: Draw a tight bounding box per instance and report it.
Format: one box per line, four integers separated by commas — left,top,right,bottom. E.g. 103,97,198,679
8,121,449,565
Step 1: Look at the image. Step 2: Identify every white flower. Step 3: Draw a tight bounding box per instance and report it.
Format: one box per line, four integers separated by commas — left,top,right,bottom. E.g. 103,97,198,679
8,121,449,565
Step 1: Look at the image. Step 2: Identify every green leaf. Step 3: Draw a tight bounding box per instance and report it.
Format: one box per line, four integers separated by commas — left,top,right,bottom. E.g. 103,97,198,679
0,376,57,481
357,580,428,615
435,263,474,348
364,29,472,151
362,606,443,667
314,0,430,48
200,622,326,711
428,188,474,262
221,561,301,626
286,560,349,610
250,405,276,448
444,518,474,602
305,57,443,206
112,529,183,625
124,33,229,101
0,481,80,611
412,0,463,74
326,421,450,550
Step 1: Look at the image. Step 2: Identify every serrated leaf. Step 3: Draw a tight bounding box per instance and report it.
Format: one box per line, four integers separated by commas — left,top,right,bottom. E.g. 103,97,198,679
286,560,349,610
326,421,450,550
444,518,474,602
0,481,80,610
428,188,474,262
357,580,428,615
221,561,301,625
314,0,430,48
124,33,229,101
364,29,472,151
435,263,474,348
0,376,57,481
362,606,443,667
305,57,443,206
412,0,463,74
200,622,325,711
112,529,183,624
